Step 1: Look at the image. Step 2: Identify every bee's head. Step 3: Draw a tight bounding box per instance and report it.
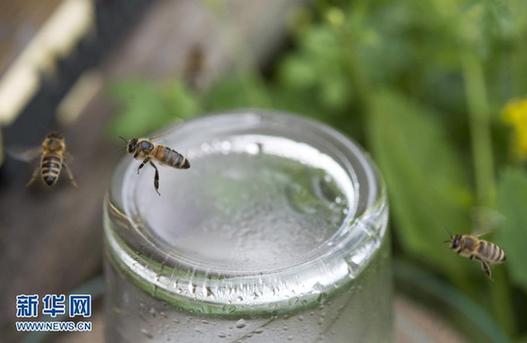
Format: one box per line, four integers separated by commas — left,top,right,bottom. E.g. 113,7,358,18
445,234,462,249
120,136,138,154
44,131,64,151
127,138,138,154
47,131,63,140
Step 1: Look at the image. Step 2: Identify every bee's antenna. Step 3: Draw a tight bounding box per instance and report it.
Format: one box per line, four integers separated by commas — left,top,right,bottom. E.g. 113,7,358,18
38,124,62,139
439,225,453,244
116,136,129,154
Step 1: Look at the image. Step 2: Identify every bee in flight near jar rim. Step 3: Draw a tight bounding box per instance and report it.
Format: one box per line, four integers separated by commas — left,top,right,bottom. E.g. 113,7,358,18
9,132,77,188
120,136,190,195
445,232,506,280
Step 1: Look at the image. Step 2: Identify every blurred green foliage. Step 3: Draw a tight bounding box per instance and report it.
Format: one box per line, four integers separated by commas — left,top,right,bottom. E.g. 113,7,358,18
109,0,527,340
497,169,527,293
369,92,472,281
110,80,199,137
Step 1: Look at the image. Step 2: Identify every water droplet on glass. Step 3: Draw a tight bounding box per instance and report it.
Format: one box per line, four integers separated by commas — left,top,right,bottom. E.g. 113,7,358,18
205,286,214,297
141,328,153,339
188,283,196,295
245,143,260,155
317,292,328,305
313,174,338,203
236,318,246,329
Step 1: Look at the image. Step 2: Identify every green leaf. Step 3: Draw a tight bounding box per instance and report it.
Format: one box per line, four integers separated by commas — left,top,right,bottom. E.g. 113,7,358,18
279,56,318,89
368,90,473,279
163,81,202,120
108,81,172,137
496,168,527,292
203,73,272,111
108,80,200,138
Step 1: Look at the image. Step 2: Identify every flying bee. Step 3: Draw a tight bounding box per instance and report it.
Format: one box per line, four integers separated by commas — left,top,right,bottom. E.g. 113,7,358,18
121,136,190,195
445,233,506,279
9,132,77,188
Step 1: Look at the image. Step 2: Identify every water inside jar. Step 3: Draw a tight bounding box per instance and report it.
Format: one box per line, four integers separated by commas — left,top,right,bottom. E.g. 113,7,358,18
126,134,356,273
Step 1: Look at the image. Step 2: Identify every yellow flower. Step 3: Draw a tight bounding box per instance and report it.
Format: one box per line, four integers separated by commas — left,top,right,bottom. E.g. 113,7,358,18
502,98,527,161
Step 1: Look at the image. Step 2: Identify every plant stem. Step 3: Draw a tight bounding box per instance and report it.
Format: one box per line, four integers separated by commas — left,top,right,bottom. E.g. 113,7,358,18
462,53,495,206
342,37,373,113
462,52,515,336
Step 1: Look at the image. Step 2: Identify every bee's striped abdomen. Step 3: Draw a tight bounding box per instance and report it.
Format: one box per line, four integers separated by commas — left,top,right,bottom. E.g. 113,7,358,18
157,146,190,169
478,241,506,263
41,154,63,186
499,248,506,262
477,241,490,256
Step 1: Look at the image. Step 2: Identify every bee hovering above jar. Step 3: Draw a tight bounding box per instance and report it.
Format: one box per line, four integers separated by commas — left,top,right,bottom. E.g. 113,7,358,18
120,136,190,195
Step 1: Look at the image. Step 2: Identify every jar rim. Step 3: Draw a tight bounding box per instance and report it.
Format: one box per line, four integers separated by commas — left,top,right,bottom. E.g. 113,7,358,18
105,109,388,315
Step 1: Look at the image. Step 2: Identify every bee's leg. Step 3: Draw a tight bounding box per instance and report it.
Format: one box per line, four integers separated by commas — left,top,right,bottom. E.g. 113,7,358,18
137,158,150,174
63,162,78,188
479,259,492,280
26,166,40,187
149,161,160,195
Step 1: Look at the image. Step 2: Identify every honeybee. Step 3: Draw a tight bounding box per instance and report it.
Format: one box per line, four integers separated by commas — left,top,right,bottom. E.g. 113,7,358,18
121,137,190,195
10,132,77,188
446,233,506,279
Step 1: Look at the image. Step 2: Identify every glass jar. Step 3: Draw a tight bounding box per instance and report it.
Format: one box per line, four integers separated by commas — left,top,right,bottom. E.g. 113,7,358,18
104,110,391,342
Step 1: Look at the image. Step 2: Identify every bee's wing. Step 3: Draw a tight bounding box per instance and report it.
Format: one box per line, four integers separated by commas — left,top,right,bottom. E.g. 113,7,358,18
65,151,75,162
471,207,505,237
6,146,41,162
148,133,167,142
148,121,185,142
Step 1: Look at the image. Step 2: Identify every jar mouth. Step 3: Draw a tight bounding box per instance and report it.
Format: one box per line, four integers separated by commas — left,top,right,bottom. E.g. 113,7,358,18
105,110,388,313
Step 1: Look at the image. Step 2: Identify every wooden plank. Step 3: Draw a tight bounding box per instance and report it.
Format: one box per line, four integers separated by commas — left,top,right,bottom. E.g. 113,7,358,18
0,0,63,74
